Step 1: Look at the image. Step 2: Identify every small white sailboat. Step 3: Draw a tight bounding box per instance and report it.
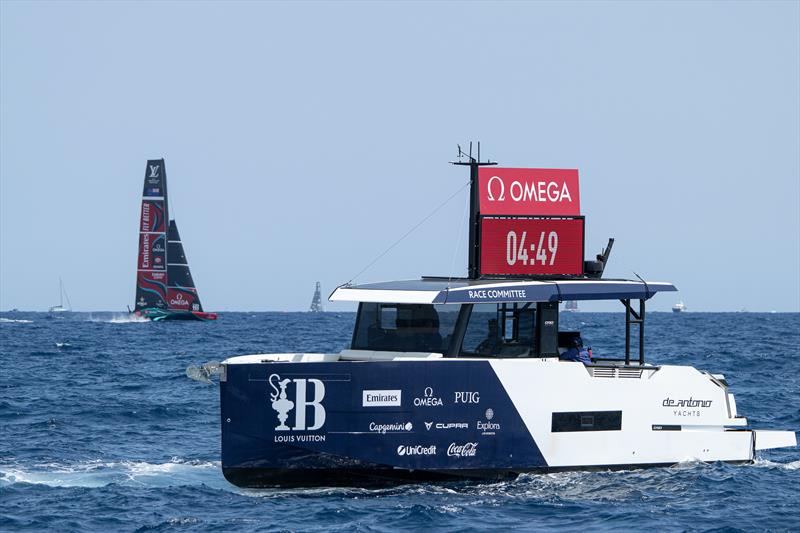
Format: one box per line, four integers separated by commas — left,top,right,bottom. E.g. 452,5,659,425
49,277,72,313
672,301,686,313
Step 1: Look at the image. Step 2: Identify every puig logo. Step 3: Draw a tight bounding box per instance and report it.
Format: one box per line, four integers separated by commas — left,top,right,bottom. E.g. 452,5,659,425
269,373,326,431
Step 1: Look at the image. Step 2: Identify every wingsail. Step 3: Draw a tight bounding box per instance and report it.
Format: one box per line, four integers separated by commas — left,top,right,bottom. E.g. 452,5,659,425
135,159,169,312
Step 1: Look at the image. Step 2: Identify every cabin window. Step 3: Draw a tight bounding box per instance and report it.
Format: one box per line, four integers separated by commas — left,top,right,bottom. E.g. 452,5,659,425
351,303,459,353
460,303,536,357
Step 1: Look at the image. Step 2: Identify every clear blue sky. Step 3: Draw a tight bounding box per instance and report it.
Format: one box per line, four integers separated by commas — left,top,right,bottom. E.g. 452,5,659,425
1,1,798,312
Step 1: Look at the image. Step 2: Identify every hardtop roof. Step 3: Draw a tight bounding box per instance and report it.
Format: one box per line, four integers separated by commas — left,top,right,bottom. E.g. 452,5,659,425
329,277,677,305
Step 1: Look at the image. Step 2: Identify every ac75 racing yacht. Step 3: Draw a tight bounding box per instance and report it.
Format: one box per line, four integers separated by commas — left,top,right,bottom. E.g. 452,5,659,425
214,148,796,487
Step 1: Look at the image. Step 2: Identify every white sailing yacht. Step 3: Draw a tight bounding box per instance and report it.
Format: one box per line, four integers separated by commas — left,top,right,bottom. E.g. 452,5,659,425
49,277,72,313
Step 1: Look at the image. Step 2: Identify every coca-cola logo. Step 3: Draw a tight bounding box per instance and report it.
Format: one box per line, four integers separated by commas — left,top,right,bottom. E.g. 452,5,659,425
447,442,478,458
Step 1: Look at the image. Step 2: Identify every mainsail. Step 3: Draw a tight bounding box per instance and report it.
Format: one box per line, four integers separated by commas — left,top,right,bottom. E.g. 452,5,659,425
166,220,203,312
135,159,169,311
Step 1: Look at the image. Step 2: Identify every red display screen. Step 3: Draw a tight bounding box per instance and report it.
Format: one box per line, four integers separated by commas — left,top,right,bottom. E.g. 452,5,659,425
478,168,580,216
480,217,584,276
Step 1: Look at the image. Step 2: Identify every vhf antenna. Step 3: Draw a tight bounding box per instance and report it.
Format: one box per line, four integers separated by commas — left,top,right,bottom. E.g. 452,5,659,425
453,141,493,166
450,141,497,279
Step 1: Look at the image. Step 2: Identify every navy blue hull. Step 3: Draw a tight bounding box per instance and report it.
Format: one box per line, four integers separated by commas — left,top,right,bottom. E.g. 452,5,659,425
220,360,547,488
222,466,519,488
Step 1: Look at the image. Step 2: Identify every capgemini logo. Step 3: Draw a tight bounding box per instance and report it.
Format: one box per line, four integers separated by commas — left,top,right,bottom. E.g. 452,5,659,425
269,373,326,431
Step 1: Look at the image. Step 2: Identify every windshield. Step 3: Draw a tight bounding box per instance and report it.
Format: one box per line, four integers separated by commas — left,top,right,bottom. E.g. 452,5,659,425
351,303,459,353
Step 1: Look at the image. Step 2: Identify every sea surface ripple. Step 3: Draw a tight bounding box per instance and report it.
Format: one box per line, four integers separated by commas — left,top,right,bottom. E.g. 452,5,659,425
1,311,798,531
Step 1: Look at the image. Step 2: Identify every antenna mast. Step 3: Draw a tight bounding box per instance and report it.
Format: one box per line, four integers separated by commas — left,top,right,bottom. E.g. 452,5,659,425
451,141,497,279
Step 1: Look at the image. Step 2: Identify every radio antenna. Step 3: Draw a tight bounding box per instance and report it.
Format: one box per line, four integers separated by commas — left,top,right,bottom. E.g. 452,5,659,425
450,140,497,279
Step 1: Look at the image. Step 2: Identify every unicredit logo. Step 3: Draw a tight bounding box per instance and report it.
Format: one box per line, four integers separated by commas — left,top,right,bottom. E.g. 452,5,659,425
447,442,478,457
396,444,436,456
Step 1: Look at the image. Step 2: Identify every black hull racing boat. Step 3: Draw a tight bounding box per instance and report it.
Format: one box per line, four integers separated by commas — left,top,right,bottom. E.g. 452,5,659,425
209,148,795,487
133,159,217,322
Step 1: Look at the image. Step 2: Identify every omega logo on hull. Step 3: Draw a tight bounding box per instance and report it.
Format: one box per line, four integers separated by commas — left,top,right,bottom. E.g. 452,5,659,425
414,387,443,407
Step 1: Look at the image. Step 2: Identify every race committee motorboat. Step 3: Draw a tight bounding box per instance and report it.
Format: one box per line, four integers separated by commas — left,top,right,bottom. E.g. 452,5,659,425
212,147,796,487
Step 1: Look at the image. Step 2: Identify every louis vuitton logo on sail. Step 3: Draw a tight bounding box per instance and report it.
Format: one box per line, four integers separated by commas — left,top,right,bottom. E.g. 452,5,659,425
269,374,326,438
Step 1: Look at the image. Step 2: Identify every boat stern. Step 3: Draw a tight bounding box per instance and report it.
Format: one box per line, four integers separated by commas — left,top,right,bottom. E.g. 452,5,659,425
753,430,797,451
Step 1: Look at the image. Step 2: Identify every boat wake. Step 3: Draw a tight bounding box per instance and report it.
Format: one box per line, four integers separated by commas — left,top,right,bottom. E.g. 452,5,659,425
751,458,800,470
0,317,33,324
0,458,223,489
87,313,149,324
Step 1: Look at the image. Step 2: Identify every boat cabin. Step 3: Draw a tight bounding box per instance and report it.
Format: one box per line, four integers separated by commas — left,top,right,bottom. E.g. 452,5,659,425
331,277,677,365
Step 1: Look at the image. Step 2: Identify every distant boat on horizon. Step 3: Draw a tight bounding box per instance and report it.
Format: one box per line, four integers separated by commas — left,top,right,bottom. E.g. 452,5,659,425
49,277,72,313
563,300,579,312
132,159,217,322
309,282,323,312
672,301,686,313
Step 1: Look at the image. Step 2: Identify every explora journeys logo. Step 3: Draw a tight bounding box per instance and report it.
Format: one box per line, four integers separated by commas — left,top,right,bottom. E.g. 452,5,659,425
269,373,326,431
396,444,436,456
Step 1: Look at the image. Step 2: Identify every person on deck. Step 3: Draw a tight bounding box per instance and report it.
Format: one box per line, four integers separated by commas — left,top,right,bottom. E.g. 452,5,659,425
560,336,592,364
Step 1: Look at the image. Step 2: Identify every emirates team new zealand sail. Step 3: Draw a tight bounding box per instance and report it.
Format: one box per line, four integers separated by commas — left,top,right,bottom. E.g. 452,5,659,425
209,146,795,487
134,159,217,321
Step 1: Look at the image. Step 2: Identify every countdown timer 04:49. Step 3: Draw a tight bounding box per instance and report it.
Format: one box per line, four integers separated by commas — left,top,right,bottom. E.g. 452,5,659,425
480,218,584,276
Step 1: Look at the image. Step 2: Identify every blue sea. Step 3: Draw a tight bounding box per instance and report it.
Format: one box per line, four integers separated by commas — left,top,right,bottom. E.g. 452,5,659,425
1,311,798,532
